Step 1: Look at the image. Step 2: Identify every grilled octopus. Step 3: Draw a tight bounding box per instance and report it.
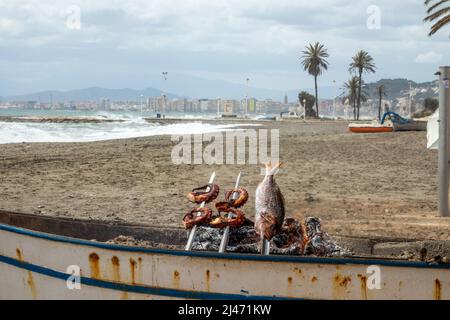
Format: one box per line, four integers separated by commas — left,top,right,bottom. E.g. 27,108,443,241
210,202,246,229
187,184,220,204
182,207,212,229
225,187,249,208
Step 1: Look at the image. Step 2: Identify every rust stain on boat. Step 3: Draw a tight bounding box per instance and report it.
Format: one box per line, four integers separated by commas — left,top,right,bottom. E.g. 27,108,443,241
111,256,120,282
16,249,37,299
287,277,293,284
173,270,180,288
26,270,37,300
358,274,368,300
332,274,352,299
435,279,441,300
205,269,210,292
311,276,318,283
16,248,23,261
121,292,129,300
129,258,137,284
335,274,351,288
89,252,100,279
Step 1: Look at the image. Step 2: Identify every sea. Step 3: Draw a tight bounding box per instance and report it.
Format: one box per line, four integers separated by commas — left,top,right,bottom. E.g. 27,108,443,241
0,108,261,144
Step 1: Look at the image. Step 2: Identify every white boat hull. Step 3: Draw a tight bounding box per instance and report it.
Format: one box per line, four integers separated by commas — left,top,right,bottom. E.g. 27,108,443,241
1,221,449,300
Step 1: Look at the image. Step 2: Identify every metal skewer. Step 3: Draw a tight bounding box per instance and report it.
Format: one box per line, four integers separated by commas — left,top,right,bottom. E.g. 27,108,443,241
218,172,242,253
261,238,270,255
185,172,216,251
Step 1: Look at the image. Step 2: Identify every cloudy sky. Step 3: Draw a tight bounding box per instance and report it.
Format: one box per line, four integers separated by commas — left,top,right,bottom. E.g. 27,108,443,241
0,0,449,96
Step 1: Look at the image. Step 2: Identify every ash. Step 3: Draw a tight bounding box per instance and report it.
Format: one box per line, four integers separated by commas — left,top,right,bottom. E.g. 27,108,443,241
191,217,348,256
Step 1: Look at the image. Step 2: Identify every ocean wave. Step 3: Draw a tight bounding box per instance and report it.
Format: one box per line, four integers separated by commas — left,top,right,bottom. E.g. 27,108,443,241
0,121,247,144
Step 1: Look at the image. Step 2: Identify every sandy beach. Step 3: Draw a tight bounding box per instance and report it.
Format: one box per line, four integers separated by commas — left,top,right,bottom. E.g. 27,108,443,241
1,120,449,241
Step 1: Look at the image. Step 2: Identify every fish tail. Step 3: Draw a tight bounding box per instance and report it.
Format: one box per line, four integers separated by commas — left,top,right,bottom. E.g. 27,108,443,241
265,161,282,176
255,213,278,240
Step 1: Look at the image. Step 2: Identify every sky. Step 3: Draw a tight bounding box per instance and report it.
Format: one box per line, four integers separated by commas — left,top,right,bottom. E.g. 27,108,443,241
0,0,449,97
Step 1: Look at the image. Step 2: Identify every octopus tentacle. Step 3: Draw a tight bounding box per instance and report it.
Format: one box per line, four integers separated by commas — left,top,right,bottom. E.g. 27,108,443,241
210,202,245,229
182,207,212,229
187,184,220,204
225,187,249,208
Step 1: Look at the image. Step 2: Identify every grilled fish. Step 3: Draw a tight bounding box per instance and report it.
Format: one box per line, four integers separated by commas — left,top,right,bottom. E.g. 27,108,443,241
255,162,285,240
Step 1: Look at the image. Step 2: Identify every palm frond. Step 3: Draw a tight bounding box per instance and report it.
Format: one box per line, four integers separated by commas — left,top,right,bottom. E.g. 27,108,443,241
300,42,329,77
424,0,450,35
425,0,450,14
429,14,450,34
424,6,450,21
349,50,376,75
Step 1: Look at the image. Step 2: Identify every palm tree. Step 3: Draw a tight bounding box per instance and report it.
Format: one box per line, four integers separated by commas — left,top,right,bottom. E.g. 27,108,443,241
349,50,376,120
343,77,359,120
376,84,387,120
298,91,316,118
300,42,329,118
343,77,368,120
424,0,450,36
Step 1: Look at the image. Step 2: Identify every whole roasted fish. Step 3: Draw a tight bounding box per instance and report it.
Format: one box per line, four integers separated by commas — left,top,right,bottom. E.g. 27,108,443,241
255,162,285,240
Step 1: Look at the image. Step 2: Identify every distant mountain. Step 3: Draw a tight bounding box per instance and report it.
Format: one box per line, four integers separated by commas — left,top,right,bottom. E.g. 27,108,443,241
0,78,439,103
363,78,438,101
261,79,438,102
2,87,178,103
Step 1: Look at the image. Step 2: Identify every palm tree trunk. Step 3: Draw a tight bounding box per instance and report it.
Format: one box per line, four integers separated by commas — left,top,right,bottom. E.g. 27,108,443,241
378,92,382,120
314,75,319,119
353,101,356,120
357,71,362,121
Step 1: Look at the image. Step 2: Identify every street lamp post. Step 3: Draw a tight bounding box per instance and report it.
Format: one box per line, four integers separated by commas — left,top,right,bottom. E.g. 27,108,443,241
217,98,221,117
302,99,306,119
438,66,450,217
408,81,413,118
333,80,336,119
245,78,250,117
162,72,168,117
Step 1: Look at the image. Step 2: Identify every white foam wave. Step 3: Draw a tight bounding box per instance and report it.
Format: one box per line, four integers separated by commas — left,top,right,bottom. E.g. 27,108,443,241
0,121,247,144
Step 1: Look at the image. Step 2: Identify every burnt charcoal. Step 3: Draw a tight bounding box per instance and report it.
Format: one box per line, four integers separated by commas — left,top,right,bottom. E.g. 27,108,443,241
191,216,348,256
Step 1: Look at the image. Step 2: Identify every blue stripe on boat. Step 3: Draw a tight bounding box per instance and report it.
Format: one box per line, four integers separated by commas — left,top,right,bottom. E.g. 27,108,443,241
0,254,295,300
1,223,450,269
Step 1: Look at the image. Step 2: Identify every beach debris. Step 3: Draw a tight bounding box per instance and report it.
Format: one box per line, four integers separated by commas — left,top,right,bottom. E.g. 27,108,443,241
305,193,319,203
255,162,285,241
191,216,346,256
187,183,220,204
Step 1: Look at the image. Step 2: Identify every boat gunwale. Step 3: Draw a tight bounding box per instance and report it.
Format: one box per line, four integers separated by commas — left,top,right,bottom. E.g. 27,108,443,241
2,223,450,270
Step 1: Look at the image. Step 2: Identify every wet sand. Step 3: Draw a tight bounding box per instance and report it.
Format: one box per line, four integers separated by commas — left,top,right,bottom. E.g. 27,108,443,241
1,120,449,241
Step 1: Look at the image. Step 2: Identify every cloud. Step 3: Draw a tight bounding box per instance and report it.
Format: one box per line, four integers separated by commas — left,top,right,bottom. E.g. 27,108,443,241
414,50,443,64
0,0,449,95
